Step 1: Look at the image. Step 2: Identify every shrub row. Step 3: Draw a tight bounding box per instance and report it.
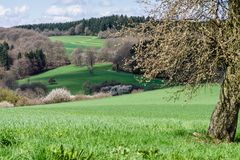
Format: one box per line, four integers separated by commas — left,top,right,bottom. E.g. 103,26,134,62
0,87,112,108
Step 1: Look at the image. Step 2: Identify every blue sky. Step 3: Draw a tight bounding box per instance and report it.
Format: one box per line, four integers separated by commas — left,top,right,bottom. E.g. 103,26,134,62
0,0,144,27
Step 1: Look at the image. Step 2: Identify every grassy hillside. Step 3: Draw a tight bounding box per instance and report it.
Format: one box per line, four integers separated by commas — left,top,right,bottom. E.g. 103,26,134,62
3,86,240,159
19,63,162,94
50,36,104,55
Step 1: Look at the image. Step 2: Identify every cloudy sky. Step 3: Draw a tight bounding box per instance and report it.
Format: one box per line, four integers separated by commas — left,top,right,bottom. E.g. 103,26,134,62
0,0,144,27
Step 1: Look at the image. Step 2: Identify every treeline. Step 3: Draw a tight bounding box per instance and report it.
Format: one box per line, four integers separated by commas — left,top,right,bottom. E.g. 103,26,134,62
14,15,148,36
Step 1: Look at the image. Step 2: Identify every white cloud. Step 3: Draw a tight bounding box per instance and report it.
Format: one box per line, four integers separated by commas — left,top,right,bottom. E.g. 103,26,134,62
0,5,30,27
67,5,82,16
0,5,11,16
14,5,29,14
100,0,112,7
46,5,82,16
46,5,66,16
0,5,29,17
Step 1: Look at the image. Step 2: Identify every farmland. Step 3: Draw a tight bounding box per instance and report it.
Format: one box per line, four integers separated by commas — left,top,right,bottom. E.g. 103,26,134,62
3,85,238,159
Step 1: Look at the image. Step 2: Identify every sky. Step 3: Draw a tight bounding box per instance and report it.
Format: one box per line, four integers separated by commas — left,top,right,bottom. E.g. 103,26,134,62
0,0,144,27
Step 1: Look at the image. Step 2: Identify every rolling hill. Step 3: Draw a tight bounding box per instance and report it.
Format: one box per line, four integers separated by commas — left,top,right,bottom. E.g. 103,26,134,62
19,63,162,94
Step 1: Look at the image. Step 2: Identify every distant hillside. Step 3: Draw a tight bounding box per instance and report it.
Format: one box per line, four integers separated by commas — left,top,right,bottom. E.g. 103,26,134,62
14,15,147,36
18,64,162,94
49,36,104,55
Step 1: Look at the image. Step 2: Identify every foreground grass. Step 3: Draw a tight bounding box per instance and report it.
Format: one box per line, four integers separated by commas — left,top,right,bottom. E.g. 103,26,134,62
50,36,104,55
2,85,240,159
19,64,162,94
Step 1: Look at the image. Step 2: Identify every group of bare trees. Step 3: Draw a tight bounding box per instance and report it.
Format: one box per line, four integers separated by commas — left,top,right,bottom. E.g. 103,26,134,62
72,48,96,74
95,37,139,73
0,28,69,78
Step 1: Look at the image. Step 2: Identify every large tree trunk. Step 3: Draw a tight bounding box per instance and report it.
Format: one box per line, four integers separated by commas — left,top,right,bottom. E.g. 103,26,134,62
208,67,240,142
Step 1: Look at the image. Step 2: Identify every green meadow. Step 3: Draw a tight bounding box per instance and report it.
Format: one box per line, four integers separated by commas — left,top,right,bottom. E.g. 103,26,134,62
5,85,240,159
50,36,104,55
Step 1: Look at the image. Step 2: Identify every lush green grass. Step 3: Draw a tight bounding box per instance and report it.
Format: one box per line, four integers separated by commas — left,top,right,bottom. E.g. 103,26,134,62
50,36,104,55
2,85,240,159
19,63,162,94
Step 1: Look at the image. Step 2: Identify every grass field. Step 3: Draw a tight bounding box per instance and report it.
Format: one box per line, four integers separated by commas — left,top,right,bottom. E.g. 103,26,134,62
50,36,104,55
19,63,162,94
3,85,240,159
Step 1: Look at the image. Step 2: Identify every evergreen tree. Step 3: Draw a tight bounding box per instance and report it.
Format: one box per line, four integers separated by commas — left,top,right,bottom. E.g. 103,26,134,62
25,49,46,74
0,42,12,70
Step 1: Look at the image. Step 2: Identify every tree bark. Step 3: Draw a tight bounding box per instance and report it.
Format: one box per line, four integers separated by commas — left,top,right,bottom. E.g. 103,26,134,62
208,67,240,142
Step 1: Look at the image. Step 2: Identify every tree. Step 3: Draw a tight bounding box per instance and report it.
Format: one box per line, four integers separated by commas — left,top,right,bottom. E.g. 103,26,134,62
83,48,96,74
11,58,32,78
112,40,135,72
0,42,12,70
132,0,240,142
75,23,84,35
25,49,46,74
72,48,84,66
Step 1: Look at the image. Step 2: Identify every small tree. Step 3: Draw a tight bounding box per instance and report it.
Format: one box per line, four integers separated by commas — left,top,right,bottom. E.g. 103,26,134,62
112,40,136,72
83,48,96,74
75,23,84,35
72,48,84,66
68,27,75,35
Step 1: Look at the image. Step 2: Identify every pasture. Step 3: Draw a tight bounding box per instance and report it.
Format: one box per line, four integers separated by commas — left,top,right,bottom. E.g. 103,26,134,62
3,85,240,159
50,36,104,55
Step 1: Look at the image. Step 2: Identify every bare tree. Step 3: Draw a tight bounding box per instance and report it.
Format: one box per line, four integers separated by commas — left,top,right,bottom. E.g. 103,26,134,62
75,23,84,35
72,48,84,66
130,0,240,142
83,48,96,74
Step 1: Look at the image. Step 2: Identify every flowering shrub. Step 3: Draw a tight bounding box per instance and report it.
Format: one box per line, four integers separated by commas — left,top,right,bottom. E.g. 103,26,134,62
43,88,72,104
0,101,14,108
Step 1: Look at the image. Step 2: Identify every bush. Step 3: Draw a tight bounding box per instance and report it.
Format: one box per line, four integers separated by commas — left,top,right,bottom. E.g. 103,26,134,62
48,78,57,85
17,82,47,98
1,71,18,89
0,101,14,108
0,88,19,104
82,80,141,95
43,88,72,104
16,97,42,106
18,82,47,91
82,81,94,95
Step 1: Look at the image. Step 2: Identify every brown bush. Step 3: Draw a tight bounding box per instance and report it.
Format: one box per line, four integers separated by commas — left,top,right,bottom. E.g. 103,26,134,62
16,97,42,106
16,82,47,99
